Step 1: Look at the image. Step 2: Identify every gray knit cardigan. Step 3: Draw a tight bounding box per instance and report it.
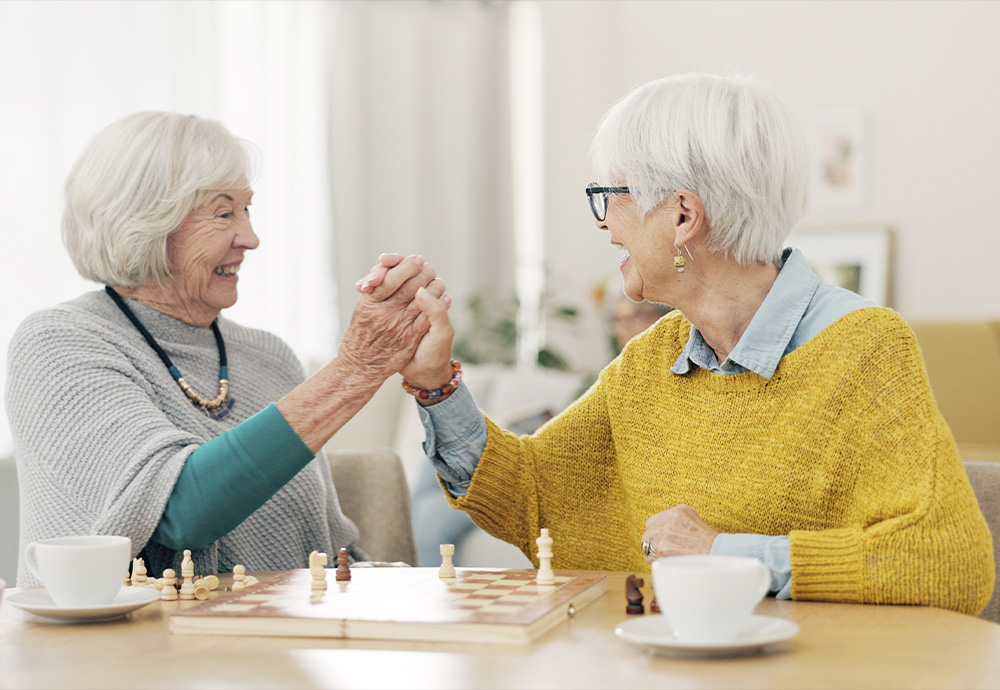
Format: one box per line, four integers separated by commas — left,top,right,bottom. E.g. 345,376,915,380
7,290,361,586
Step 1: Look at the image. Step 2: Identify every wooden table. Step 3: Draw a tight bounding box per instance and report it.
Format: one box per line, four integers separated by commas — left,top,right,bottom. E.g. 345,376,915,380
2,571,1000,689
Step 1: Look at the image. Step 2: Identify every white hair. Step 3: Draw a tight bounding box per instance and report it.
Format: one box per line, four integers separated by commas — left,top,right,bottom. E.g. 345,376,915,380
62,111,257,286
590,74,808,265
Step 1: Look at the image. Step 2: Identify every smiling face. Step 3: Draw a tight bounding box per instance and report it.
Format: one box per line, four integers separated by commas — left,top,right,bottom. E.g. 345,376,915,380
161,187,257,326
600,192,678,304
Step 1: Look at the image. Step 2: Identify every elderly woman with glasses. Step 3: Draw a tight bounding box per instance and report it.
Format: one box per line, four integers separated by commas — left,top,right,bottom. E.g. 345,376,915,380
368,74,993,614
8,111,445,585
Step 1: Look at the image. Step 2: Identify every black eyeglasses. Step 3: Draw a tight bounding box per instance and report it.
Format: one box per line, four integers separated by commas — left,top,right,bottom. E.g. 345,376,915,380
586,183,630,222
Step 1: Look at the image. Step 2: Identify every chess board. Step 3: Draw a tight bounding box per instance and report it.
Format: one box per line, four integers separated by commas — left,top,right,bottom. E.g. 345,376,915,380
170,567,607,644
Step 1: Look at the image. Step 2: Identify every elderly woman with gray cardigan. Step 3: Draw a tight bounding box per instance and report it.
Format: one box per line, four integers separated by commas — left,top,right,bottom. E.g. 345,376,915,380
7,111,443,585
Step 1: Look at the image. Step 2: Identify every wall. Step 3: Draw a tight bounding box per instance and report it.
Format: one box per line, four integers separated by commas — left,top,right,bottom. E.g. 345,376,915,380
536,0,1000,373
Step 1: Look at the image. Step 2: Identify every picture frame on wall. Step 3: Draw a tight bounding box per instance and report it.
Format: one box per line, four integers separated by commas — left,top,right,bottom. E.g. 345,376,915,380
809,106,867,213
786,226,893,307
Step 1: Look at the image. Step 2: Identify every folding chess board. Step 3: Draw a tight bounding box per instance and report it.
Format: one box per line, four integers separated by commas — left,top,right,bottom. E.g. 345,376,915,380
170,567,607,644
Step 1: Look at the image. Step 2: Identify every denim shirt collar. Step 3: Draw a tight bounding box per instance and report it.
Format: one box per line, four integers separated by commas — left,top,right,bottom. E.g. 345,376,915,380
670,248,820,379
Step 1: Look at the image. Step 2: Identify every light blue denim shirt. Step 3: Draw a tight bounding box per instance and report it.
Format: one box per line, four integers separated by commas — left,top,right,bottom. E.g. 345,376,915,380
418,248,874,598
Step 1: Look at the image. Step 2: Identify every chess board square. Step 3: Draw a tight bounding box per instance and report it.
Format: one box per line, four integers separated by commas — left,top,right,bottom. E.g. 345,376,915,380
455,599,491,608
466,590,507,598
451,582,490,591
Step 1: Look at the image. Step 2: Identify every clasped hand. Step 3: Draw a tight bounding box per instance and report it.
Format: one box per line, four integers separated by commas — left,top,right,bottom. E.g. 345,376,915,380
352,253,456,398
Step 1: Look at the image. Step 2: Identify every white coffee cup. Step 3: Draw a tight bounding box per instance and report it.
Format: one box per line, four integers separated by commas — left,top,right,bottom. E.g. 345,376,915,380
24,535,131,607
651,554,771,642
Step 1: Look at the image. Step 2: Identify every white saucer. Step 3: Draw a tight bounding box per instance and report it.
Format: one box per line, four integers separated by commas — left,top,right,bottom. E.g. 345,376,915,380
615,614,799,657
7,586,161,623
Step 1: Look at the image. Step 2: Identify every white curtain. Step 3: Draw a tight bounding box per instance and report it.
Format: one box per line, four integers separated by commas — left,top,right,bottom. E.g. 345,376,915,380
325,0,517,340
0,0,337,456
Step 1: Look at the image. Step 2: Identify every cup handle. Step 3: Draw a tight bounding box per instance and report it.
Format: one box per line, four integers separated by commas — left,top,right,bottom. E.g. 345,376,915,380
24,543,41,581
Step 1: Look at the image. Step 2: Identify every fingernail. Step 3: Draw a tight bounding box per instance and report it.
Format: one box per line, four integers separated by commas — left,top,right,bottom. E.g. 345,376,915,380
361,280,371,290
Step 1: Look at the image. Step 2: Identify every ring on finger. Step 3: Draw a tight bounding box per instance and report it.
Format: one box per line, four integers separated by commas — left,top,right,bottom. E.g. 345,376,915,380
641,540,656,557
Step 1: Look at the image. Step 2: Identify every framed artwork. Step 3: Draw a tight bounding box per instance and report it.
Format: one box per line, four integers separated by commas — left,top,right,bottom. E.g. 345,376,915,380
809,107,867,213
786,226,892,306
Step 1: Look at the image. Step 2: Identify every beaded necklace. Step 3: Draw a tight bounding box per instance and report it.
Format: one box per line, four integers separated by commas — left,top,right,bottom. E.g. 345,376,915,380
105,285,235,420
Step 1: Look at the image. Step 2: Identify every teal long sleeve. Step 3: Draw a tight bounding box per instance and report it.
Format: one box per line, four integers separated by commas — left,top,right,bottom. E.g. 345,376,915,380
151,404,315,550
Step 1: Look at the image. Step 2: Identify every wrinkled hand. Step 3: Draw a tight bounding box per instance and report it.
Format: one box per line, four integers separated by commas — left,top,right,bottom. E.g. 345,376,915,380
337,254,446,383
641,504,718,564
356,253,456,397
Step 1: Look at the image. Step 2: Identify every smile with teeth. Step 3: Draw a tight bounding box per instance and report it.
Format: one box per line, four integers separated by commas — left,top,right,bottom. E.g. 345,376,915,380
214,265,239,276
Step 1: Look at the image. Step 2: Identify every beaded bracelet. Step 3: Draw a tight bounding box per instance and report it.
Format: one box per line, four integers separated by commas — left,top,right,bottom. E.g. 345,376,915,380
401,361,463,400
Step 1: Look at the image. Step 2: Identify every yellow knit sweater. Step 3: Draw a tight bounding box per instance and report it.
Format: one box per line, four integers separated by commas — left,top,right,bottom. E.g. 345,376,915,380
450,307,994,615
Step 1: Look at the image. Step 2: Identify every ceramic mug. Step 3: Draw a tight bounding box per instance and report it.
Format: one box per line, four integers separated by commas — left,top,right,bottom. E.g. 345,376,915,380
24,535,131,607
651,554,771,642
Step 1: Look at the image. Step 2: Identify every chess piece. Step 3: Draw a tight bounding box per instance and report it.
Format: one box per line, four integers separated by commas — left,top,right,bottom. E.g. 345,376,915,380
310,550,328,590
439,544,456,579
193,574,220,601
536,528,555,585
131,557,147,586
232,564,247,591
160,568,178,601
179,550,196,600
625,574,644,614
336,547,351,582
244,575,260,586
650,595,660,614
197,575,220,591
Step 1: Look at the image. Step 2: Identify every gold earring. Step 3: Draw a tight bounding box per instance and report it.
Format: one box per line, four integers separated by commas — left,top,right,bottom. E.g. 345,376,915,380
674,243,692,273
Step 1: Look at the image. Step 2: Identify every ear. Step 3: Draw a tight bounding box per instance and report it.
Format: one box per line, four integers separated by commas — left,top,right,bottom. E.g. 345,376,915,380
672,190,706,247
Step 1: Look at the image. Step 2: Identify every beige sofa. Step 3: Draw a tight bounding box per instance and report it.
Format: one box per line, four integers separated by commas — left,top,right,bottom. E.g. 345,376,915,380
909,320,1000,462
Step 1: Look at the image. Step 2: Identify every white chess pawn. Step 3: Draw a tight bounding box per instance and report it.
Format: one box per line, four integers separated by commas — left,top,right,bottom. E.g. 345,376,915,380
439,544,456,579
179,550,196,600
232,564,247,591
160,568,178,601
536,528,555,585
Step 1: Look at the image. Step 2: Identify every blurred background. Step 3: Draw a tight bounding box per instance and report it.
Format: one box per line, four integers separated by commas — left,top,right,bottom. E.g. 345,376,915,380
2,0,999,572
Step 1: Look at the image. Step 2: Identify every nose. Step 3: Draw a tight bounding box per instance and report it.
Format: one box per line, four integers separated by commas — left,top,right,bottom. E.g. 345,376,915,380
595,216,608,232
234,214,259,250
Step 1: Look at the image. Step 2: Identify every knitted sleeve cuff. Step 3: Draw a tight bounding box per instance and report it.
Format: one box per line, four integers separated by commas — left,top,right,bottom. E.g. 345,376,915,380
447,417,532,536
788,527,865,602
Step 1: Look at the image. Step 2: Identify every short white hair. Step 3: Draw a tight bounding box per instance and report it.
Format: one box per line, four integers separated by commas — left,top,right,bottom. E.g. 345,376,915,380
590,74,808,265
62,111,256,286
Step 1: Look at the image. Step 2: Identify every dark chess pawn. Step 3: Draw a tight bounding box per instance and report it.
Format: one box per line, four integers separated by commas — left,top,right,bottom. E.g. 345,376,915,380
625,574,645,614
336,547,351,582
